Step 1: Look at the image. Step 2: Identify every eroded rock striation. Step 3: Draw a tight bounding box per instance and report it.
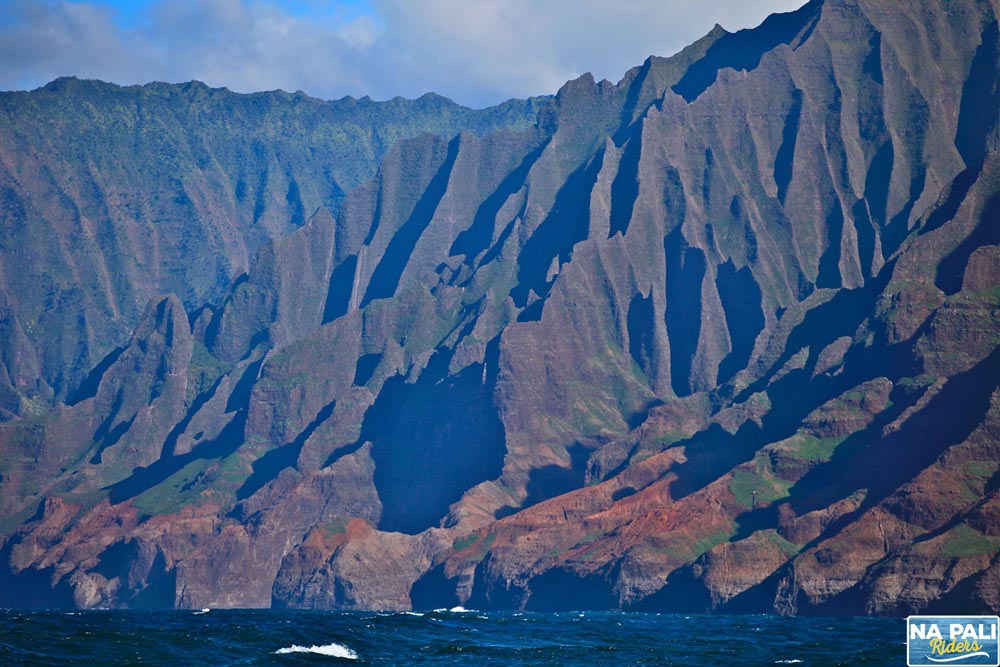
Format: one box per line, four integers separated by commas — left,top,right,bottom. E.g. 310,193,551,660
0,0,998,615
0,80,545,417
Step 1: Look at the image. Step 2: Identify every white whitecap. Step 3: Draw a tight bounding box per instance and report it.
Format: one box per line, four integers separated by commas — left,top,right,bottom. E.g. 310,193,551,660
449,606,472,613
274,643,358,659
193,608,210,615
399,611,424,616
774,661,804,664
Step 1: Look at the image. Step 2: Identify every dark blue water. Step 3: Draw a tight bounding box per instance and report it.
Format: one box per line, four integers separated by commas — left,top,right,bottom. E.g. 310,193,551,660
0,609,903,666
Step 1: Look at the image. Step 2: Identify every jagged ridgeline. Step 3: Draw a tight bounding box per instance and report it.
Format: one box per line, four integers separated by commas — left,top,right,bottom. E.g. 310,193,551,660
1,0,998,614
0,81,548,416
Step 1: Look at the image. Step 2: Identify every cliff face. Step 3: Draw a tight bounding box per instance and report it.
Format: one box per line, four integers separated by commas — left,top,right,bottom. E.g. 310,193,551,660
0,81,545,417
0,0,998,615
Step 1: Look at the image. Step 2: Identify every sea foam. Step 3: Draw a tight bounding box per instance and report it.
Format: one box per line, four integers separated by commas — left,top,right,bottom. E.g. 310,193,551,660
274,642,358,659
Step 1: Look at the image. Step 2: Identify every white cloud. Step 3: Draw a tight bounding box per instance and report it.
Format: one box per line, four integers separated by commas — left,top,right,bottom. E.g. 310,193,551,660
0,0,807,107
371,0,806,103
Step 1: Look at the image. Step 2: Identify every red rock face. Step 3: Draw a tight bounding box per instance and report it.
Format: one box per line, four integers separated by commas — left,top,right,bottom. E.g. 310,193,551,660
1,0,998,614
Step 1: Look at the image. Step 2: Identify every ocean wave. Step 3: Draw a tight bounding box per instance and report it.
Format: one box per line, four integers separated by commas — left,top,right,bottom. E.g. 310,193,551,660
274,642,358,659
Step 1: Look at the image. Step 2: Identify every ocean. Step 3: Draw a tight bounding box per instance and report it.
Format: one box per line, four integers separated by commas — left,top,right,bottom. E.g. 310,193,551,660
0,608,903,666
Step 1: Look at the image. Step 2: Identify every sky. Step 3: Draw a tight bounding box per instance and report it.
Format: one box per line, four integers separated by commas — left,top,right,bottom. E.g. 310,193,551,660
0,0,805,108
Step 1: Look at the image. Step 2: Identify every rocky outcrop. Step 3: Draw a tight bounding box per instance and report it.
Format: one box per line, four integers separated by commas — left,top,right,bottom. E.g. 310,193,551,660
0,0,997,614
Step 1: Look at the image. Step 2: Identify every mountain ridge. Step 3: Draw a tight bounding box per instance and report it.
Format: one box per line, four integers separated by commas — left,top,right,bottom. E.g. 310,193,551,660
0,0,997,614
0,76,548,415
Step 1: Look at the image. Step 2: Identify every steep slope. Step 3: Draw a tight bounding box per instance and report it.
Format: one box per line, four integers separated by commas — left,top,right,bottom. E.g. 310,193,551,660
0,0,997,614
0,80,546,417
